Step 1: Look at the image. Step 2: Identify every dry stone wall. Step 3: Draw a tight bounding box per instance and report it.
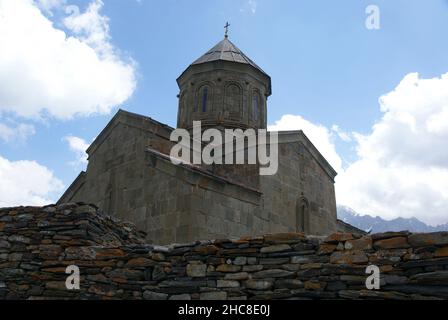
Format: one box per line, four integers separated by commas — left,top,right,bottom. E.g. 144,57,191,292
1,203,448,300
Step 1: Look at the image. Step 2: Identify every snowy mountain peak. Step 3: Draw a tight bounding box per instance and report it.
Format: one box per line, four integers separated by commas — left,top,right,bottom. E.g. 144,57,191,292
337,206,448,233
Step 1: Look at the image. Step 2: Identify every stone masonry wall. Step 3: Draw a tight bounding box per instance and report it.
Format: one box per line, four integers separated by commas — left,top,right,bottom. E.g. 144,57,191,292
1,204,448,300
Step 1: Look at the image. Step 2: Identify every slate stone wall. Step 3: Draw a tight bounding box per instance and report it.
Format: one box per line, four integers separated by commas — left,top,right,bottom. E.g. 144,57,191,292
176,63,270,131
59,109,345,244
260,139,338,236
2,204,447,300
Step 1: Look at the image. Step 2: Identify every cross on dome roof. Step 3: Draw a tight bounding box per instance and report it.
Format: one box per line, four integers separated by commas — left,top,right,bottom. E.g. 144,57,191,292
224,22,230,38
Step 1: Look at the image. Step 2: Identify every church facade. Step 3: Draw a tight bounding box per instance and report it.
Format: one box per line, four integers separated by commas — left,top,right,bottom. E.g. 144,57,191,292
59,36,361,244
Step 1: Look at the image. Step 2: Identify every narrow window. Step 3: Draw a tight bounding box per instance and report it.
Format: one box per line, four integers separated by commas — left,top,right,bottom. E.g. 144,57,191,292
296,198,309,233
201,87,208,112
252,92,259,121
225,84,242,113
179,93,187,125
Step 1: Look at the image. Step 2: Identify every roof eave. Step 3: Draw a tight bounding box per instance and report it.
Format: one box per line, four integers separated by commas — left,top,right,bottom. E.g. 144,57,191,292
177,61,271,95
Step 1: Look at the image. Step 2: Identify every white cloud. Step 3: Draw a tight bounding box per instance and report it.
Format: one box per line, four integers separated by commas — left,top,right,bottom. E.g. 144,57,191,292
268,114,343,173
0,155,64,207
64,135,89,168
0,122,35,143
63,1,111,56
337,72,448,226
35,0,65,14
0,0,136,120
248,0,257,14
269,71,448,226
331,124,352,142
240,0,257,14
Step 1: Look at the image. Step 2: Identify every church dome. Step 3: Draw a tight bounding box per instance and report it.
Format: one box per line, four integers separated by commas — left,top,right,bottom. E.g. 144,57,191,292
176,34,271,131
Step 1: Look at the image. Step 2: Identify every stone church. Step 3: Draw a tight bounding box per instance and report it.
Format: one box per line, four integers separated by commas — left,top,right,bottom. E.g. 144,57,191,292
59,34,361,244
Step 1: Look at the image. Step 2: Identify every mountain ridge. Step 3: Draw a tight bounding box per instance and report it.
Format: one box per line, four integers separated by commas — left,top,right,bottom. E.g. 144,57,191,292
337,205,448,233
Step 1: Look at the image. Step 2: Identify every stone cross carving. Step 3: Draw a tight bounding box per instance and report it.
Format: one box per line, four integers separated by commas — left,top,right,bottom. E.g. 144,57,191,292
224,22,230,38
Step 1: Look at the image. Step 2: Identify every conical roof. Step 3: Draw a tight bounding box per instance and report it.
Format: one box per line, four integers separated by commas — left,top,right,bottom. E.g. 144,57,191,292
191,37,268,76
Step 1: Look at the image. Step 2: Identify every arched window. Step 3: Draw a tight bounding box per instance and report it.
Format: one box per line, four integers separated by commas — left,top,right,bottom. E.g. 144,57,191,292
296,197,309,233
178,93,187,125
225,83,242,114
252,91,260,122
201,87,208,112
197,85,210,113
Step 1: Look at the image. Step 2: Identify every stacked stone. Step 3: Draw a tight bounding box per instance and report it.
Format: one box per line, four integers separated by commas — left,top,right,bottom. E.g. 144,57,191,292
0,203,146,299
1,204,448,300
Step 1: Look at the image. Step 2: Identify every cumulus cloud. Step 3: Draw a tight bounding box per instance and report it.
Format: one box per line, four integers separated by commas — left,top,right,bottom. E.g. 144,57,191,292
268,114,343,173
63,1,111,56
0,122,35,143
331,124,352,142
269,72,448,225
240,0,257,14
35,0,65,14
0,155,64,207
337,72,448,226
64,135,89,168
248,0,257,14
0,0,136,120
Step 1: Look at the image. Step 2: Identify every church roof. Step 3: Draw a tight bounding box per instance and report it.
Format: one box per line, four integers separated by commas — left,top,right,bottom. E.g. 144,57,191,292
191,37,268,76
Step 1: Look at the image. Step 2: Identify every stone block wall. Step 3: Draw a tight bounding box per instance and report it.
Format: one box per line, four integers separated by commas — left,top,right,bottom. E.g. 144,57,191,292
176,63,270,131
1,204,448,300
260,137,338,236
60,109,344,245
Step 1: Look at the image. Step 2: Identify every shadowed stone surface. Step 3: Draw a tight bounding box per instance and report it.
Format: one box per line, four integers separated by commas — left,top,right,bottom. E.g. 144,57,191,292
57,37,363,244
1,204,448,300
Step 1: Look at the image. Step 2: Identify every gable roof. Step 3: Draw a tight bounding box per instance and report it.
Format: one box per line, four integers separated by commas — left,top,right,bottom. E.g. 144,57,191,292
85,109,174,157
275,130,338,181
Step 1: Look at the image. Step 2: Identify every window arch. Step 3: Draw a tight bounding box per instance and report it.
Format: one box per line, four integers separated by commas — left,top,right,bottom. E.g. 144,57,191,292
196,85,211,113
252,91,261,122
225,83,242,114
178,92,187,125
296,197,310,233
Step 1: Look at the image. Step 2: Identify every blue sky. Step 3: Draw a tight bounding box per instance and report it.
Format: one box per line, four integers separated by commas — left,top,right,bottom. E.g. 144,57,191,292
1,0,448,225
